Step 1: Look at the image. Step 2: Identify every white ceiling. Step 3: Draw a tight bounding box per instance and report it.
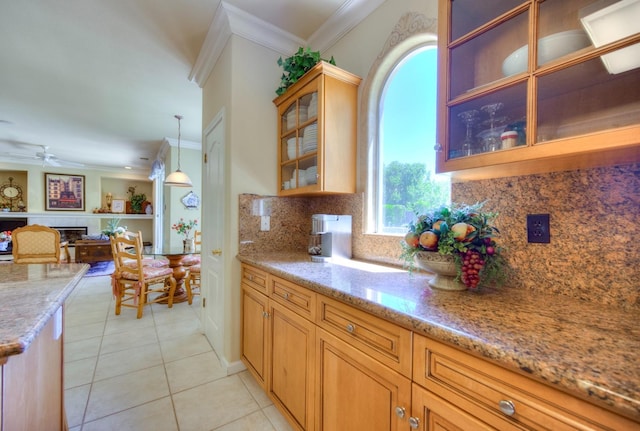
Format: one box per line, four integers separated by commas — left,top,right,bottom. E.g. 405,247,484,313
0,0,372,174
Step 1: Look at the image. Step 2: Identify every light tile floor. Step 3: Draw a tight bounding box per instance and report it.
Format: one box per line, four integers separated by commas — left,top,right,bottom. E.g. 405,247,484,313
64,275,293,431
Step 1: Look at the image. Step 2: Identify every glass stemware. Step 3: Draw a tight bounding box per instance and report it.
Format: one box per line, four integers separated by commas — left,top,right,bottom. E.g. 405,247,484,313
458,109,479,156
480,102,504,152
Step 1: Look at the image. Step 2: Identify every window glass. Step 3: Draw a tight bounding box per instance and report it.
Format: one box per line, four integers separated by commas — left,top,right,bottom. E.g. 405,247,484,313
378,47,450,234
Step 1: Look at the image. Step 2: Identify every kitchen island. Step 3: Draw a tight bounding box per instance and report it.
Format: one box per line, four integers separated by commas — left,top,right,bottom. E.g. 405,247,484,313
0,262,88,431
238,252,639,428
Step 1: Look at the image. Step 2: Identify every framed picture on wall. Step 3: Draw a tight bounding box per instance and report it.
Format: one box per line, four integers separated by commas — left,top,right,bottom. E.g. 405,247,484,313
111,199,125,214
44,173,85,211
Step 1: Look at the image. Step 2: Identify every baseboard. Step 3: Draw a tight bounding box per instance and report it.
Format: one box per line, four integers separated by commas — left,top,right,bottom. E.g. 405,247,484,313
223,358,246,375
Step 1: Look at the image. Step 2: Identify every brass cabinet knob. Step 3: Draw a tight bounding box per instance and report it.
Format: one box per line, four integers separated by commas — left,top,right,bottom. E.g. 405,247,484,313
211,249,222,256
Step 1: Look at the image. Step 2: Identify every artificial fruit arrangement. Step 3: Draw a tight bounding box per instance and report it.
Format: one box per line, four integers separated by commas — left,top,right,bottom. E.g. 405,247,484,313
401,202,509,289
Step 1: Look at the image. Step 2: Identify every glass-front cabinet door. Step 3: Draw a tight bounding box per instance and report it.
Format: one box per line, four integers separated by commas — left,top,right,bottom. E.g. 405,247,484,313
274,61,360,196
279,86,320,194
437,0,640,179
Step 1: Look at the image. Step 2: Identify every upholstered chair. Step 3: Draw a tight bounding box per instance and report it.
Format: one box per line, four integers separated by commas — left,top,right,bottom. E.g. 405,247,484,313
11,224,71,264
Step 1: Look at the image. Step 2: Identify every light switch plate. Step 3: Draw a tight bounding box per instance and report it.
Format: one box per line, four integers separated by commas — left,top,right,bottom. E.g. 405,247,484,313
261,215,270,231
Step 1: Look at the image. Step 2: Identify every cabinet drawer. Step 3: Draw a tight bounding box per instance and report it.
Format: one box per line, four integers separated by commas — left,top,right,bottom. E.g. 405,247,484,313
413,334,637,431
269,275,316,321
317,295,412,378
241,264,268,294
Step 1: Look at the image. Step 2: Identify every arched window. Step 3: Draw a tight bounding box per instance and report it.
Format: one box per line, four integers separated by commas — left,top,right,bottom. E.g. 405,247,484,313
362,13,450,235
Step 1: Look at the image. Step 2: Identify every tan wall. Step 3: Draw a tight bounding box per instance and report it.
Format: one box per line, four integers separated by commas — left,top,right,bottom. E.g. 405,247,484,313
201,34,282,363
0,161,152,214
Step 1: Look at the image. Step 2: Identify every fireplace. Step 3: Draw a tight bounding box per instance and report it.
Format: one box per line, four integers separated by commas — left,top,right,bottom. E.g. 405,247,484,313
0,217,27,255
52,226,88,245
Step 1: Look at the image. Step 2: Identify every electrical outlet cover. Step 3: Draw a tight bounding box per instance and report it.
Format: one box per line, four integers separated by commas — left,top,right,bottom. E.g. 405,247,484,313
527,214,550,243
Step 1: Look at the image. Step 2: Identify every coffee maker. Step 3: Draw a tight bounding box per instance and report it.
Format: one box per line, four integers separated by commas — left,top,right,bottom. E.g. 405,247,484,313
309,214,352,262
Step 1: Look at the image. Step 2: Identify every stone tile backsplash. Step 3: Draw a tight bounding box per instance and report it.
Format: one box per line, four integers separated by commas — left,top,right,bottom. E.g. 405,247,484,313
238,163,639,309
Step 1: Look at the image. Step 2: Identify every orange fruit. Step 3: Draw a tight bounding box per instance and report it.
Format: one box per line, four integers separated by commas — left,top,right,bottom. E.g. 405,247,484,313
404,232,420,248
419,231,439,250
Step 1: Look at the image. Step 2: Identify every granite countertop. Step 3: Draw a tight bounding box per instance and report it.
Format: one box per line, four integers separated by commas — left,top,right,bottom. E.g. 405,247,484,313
0,262,88,360
238,252,640,422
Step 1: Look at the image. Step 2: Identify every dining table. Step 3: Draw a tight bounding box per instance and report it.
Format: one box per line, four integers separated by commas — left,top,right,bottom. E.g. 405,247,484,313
149,246,200,304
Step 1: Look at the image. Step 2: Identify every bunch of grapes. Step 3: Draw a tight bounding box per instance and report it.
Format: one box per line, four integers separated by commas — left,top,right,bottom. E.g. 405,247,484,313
460,250,484,289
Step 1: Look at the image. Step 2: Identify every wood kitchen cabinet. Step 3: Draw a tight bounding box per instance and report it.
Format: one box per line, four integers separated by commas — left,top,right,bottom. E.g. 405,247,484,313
268,275,317,431
269,299,316,431
316,328,412,431
241,264,270,389
412,334,639,430
240,265,316,431
241,283,269,389
315,295,414,431
241,263,639,430
273,61,361,196
1,307,65,431
437,0,640,180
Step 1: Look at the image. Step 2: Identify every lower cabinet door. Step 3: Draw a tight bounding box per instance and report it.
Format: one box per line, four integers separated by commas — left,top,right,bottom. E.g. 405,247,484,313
411,383,517,431
269,301,316,431
3,307,64,431
316,328,412,431
241,286,269,389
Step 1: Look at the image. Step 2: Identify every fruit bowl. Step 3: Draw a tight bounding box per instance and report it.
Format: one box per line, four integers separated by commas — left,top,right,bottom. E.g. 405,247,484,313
401,202,509,290
502,29,591,76
415,252,467,291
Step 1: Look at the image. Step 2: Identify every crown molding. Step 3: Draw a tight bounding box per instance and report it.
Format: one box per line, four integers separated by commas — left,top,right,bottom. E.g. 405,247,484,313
190,0,381,88
189,2,303,87
308,0,386,52
224,3,305,56
163,137,201,151
189,2,232,86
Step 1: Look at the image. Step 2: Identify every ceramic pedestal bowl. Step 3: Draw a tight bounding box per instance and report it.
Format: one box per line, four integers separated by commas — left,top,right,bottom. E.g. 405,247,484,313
415,251,467,291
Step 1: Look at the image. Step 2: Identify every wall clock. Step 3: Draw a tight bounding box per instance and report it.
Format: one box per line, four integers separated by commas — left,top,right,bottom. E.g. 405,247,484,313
181,191,200,209
0,177,23,211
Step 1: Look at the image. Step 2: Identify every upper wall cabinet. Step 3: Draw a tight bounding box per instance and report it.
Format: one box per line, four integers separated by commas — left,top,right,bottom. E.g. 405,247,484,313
436,0,640,180
273,62,361,196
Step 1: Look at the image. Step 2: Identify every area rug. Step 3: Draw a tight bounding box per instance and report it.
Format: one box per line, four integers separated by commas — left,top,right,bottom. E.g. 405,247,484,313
84,260,115,277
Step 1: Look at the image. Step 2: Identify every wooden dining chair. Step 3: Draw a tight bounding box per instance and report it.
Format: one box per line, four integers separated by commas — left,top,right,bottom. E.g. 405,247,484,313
110,234,176,319
11,224,71,264
113,230,168,269
184,230,201,304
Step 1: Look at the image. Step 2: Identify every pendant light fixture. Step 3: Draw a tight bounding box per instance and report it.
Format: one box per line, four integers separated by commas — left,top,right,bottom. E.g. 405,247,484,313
164,114,193,187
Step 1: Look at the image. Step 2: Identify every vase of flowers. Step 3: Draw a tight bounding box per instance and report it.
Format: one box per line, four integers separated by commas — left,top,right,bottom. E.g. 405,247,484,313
0,231,11,252
401,202,509,290
172,218,198,252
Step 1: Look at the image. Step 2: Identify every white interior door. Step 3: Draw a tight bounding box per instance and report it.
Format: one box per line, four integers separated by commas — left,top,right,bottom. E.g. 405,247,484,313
202,110,225,355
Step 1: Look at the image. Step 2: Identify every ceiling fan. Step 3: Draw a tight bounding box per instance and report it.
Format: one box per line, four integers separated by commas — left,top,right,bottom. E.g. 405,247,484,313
4,145,85,167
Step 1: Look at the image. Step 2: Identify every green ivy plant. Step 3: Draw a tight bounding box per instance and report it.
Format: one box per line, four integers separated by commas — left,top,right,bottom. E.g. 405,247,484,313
276,47,336,96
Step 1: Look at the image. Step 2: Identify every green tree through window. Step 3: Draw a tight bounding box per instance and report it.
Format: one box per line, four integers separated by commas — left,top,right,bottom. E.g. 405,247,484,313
379,46,450,234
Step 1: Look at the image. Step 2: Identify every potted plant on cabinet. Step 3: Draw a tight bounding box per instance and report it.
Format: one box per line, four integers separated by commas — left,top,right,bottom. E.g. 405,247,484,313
275,47,336,96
